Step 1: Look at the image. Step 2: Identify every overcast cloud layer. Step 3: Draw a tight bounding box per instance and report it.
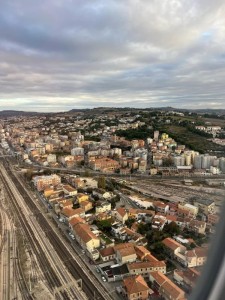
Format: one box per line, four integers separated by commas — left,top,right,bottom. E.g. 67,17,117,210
0,0,225,112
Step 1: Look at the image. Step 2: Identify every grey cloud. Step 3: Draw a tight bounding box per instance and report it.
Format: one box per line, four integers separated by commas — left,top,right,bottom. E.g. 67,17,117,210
0,0,225,111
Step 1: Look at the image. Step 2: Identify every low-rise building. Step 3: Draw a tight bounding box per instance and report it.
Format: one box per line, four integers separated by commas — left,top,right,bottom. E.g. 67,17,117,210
73,223,100,253
184,248,207,268
154,201,169,214
162,238,186,258
76,193,89,204
189,219,206,235
60,207,85,223
149,271,185,300
152,215,167,231
63,184,77,197
122,275,153,300
178,203,198,218
134,245,151,261
68,216,85,231
96,201,111,213
113,207,128,224
193,199,215,215
99,247,116,262
207,213,220,225
128,260,166,278
114,243,137,265
173,268,200,288
79,200,93,212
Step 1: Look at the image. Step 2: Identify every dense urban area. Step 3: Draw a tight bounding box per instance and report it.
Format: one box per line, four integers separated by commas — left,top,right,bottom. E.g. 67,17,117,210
0,107,225,300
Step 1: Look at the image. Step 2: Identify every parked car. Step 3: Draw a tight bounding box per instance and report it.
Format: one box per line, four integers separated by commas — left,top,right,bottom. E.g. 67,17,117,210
95,266,100,273
101,276,107,282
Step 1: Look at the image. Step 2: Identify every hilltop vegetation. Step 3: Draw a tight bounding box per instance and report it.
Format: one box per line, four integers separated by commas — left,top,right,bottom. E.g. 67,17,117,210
158,124,225,155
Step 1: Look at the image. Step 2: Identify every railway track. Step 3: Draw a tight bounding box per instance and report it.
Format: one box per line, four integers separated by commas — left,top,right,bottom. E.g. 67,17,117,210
0,160,111,300
0,165,72,300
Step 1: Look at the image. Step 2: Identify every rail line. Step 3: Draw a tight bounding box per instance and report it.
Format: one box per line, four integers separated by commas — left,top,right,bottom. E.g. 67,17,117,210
1,159,112,300
0,165,71,300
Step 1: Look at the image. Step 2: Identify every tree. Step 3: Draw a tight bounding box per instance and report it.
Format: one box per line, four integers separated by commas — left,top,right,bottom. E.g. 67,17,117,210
106,180,114,192
152,242,166,254
164,221,180,235
96,220,112,233
125,218,136,228
43,169,52,175
137,223,150,235
98,176,106,189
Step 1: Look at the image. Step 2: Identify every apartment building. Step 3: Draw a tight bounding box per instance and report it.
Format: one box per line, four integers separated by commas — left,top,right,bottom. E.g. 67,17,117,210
89,157,120,172
33,174,61,191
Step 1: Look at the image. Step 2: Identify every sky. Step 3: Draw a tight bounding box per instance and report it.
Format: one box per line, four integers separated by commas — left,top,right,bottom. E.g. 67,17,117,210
0,0,225,112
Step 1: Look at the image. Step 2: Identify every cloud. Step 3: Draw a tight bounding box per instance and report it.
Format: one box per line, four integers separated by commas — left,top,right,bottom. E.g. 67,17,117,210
0,0,225,111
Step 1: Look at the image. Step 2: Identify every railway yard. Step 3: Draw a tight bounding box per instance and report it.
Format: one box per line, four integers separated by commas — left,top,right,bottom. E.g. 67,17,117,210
126,178,225,208
0,158,113,300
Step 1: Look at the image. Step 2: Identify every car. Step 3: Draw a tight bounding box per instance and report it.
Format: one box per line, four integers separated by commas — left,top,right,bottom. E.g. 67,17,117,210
101,276,107,282
95,266,100,273
71,236,75,240
81,250,85,254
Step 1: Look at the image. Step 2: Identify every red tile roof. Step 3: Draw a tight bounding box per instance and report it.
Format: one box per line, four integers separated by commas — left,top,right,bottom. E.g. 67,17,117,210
123,275,151,295
116,207,127,217
162,237,185,251
99,247,115,257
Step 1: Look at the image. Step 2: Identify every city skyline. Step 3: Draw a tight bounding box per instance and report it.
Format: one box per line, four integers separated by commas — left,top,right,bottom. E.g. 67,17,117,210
0,0,225,112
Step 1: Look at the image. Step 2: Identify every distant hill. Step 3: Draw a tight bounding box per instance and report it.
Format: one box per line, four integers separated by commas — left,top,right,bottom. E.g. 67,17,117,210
0,110,37,117
152,107,225,115
1,106,225,117
69,106,225,116
0,110,51,118
190,109,225,115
